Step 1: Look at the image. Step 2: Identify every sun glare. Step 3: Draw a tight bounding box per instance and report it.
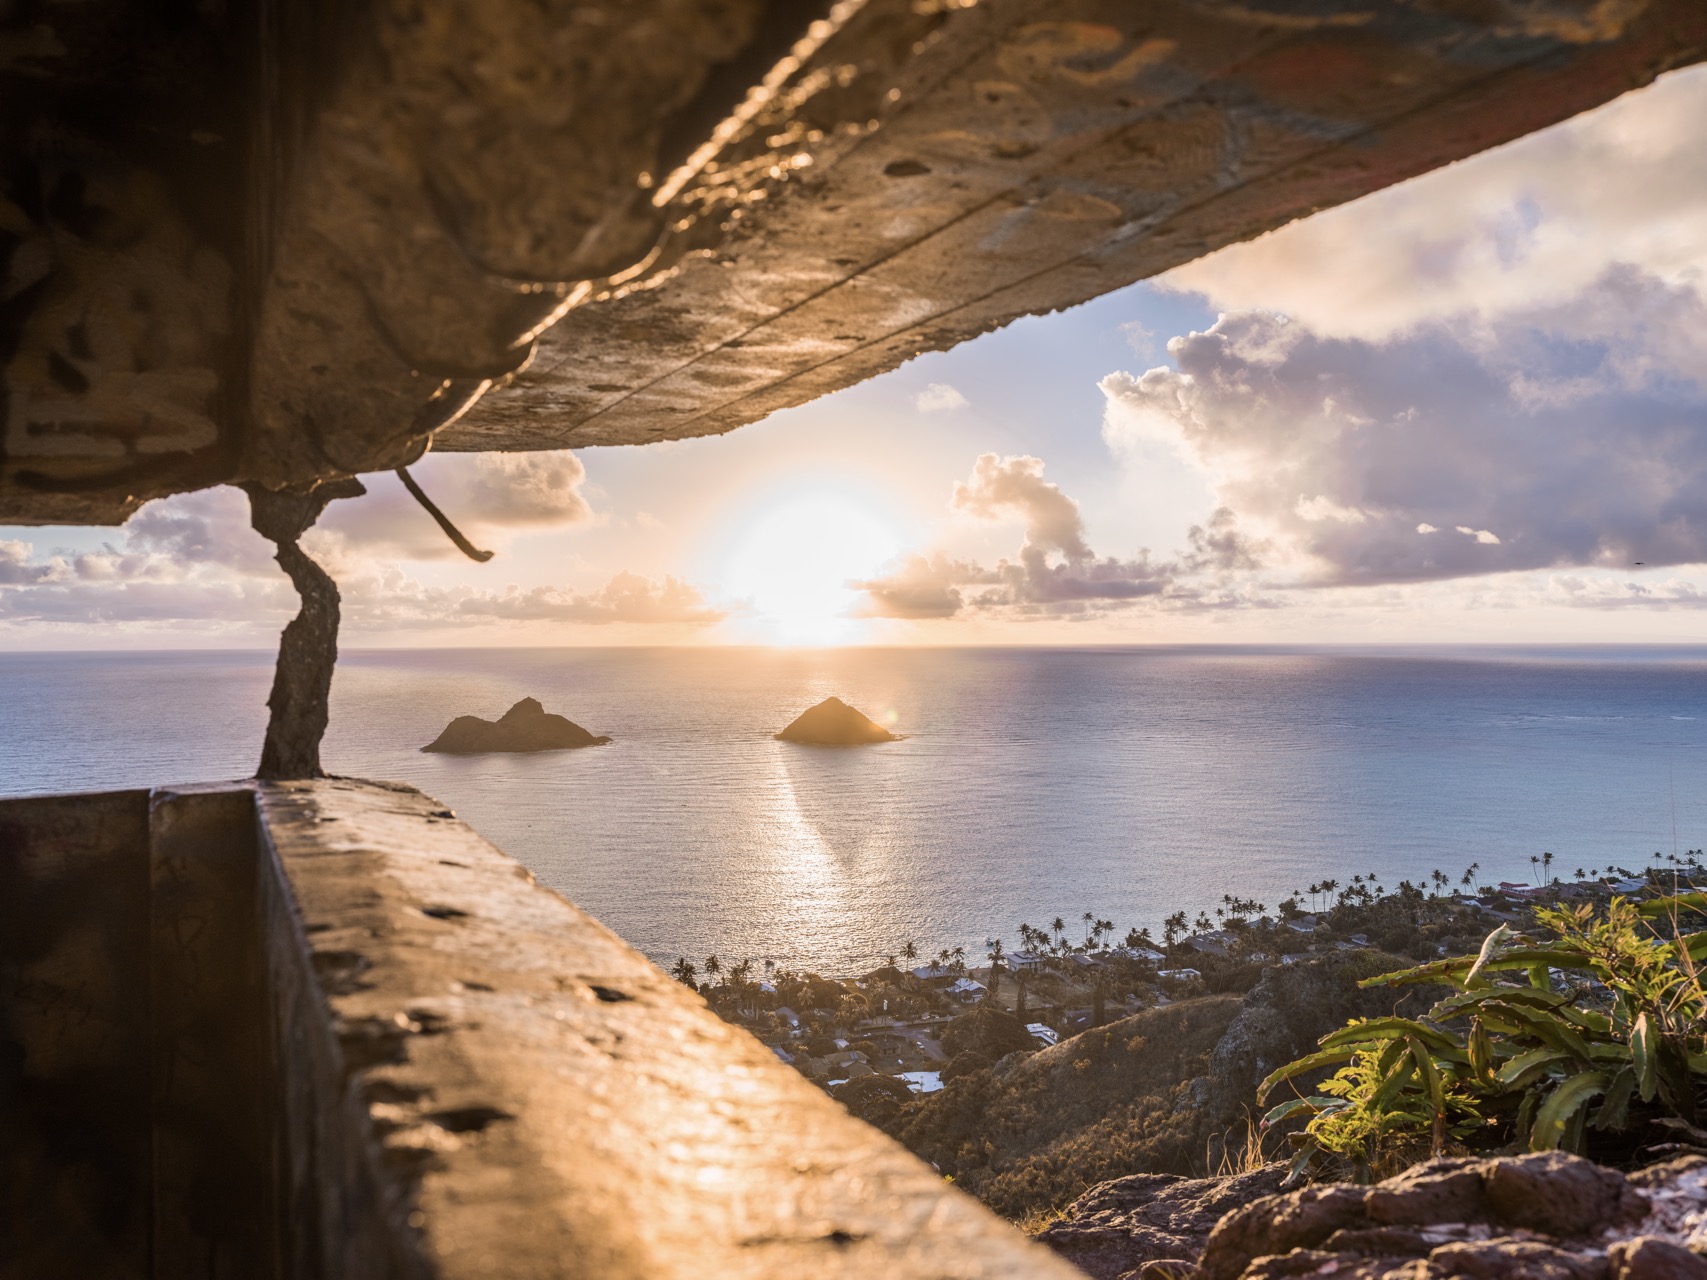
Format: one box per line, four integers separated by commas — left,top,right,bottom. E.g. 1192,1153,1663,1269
724,493,901,644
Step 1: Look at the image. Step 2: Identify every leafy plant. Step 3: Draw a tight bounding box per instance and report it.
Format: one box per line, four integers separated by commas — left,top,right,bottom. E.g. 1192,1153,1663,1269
1260,893,1707,1181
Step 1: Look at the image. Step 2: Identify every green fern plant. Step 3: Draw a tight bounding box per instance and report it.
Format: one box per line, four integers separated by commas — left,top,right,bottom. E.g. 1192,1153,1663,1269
1260,893,1707,1181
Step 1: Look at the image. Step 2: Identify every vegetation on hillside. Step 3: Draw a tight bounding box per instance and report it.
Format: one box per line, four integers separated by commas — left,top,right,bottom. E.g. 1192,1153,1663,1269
667,854,1705,1221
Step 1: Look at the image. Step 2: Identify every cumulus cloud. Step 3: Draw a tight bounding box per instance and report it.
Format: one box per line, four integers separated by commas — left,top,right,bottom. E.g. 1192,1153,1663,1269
915,383,969,412
1102,270,1707,586
0,539,64,585
1161,65,1707,338
853,453,1264,619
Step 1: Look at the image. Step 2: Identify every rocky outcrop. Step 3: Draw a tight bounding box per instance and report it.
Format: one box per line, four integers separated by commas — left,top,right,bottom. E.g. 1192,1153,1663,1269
423,698,610,753
775,697,898,745
1047,1152,1707,1280
1195,951,1446,1142
1040,1168,1291,1280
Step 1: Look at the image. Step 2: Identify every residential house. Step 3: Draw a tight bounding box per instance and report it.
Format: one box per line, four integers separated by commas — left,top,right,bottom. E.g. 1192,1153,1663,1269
1115,945,1167,964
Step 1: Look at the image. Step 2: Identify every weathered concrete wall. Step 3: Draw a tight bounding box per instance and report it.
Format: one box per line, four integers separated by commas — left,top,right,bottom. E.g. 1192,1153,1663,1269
0,778,1078,1278
0,785,417,1280
0,789,152,1278
4,1,1705,524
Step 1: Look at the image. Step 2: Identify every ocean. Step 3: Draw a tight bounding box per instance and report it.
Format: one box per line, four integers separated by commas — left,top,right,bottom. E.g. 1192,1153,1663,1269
3,645,1705,973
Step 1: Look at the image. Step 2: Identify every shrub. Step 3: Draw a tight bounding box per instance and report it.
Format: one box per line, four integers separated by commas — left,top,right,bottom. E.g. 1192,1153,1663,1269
1261,893,1707,1181
941,1006,1036,1060
831,1075,915,1129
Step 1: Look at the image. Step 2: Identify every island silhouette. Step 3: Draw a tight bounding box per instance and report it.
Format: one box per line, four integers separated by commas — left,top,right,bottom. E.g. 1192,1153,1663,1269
775,696,900,745
423,697,611,753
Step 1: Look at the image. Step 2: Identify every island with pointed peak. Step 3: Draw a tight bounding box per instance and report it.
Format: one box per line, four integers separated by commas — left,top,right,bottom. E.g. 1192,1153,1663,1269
775,696,900,745
423,697,611,753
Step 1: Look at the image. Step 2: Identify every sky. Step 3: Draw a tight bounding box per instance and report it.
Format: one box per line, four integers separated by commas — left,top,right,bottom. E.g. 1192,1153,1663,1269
5,65,1707,649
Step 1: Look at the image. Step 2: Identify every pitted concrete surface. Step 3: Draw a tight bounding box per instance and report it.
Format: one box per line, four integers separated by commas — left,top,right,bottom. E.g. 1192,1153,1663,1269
4,1,1706,523
260,777,1080,1279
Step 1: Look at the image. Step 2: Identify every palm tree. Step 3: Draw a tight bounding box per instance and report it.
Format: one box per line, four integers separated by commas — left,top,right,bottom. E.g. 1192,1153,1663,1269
951,945,966,975
670,958,697,989
1051,917,1067,953
902,940,918,963
1162,911,1187,948
730,958,755,1015
1082,911,1095,947
1542,851,1554,886
703,954,722,986
986,938,1004,1002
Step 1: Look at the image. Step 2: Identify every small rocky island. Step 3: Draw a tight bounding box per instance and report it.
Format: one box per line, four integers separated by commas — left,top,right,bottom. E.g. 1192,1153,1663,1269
423,697,611,753
775,696,899,745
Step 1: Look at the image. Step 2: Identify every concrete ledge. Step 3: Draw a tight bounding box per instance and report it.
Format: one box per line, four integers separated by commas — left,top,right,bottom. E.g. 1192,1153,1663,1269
1,779,1077,1279
263,777,1077,1278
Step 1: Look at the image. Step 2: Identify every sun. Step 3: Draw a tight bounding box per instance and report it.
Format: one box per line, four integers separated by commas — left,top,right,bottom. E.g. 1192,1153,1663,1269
724,492,901,644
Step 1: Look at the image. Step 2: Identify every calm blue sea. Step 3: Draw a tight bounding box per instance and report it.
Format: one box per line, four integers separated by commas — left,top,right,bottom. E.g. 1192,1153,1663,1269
3,646,1705,972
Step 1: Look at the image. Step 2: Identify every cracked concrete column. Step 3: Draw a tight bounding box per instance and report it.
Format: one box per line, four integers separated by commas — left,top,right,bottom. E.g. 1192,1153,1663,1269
245,479,367,780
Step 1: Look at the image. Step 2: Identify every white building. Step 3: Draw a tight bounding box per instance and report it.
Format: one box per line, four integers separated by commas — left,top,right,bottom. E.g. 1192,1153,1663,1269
945,977,986,1002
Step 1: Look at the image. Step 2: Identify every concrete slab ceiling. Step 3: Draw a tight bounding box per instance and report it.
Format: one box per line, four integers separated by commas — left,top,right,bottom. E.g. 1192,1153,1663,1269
3,1,1705,524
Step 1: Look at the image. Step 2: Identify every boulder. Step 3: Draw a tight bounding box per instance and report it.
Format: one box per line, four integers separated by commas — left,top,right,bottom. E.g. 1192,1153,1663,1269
1199,1153,1698,1280
422,698,610,753
1040,1167,1290,1280
774,696,898,745
1044,1155,1707,1280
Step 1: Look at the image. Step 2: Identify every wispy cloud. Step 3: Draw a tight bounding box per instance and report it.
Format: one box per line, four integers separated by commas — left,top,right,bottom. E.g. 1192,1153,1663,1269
915,382,969,412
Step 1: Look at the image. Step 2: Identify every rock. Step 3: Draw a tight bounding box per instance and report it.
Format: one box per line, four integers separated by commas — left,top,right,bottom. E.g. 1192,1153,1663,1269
1040,1167,1291,1280
1131,1263,1202,1280
1196,951,1446,1144
1608,1237,1707,1280
422,698,611,753
774,696,898,745
1188,1152,1707,1280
